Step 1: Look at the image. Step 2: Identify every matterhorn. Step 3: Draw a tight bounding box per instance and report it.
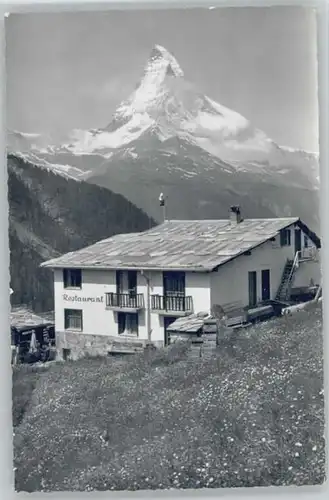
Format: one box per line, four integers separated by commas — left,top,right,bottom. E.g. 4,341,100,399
8,45,319,227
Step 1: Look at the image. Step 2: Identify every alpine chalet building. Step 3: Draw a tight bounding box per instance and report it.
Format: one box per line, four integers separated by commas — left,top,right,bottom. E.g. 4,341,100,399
41,207,321,360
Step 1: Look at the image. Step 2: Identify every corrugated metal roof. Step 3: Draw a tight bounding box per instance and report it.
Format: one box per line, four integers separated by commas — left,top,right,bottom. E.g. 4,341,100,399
41,217,299,271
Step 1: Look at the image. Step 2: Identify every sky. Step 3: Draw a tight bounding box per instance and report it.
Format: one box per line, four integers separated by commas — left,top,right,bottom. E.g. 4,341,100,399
5,7,319,151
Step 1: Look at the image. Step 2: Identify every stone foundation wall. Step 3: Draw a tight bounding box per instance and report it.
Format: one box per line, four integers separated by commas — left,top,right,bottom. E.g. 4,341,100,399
56,331,164,360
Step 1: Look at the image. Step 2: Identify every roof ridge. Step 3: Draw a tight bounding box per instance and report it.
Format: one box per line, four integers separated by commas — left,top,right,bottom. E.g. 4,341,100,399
153,216,299,224
40,217,314,271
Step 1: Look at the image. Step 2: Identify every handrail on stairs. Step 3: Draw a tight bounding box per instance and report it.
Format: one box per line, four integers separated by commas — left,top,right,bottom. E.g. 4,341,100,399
284,251,300,299
298,246,318,261
315,283,322,302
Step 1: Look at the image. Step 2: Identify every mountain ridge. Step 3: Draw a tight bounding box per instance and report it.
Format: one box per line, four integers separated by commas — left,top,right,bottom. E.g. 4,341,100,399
7,44,319,163
7,44,320,230
8,153,155,311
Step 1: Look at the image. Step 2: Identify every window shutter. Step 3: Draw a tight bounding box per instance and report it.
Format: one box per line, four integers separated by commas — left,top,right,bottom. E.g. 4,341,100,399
63,269,68,288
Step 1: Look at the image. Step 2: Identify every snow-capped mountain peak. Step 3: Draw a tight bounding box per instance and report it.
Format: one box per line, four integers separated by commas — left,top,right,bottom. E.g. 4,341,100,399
114,45,184,119
148,45,184,78
8,44,319,192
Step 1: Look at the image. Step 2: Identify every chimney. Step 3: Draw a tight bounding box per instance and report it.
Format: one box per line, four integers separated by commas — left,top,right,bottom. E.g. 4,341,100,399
229,205,243,224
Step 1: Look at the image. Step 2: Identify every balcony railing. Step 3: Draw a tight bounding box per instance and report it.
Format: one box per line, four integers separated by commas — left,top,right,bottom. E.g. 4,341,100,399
298,247,318,262
105,292,144,310
151,294,193,314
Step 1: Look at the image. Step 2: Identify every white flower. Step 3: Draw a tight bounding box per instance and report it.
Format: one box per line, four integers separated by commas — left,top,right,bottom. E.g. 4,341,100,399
295,442,302,447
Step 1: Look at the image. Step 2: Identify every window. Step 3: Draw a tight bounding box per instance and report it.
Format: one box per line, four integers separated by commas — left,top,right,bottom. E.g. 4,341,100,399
117,312,139,335
163,271,185,297
127,271,137,297
64,309,83,331
304,235,309,248
280,229,291,247
116,271,137,296
63,269,82,289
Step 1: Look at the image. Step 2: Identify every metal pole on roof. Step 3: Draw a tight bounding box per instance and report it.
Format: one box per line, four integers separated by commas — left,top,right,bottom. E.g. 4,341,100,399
159,193,167,222
141,270,152,343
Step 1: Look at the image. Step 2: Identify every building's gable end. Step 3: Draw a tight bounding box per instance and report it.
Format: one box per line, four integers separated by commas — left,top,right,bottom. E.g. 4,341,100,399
295,219,321,249
210,220,300,272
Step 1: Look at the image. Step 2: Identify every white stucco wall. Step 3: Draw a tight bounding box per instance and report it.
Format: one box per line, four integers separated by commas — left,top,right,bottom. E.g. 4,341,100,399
186,272,211,312
54,268,117,337
54,268,211,346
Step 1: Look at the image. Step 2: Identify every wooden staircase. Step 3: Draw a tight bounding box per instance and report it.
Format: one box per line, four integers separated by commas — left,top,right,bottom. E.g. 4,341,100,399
275,257,297,301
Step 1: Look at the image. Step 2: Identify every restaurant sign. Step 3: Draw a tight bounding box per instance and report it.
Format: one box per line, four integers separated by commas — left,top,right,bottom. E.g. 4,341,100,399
63,293,104,303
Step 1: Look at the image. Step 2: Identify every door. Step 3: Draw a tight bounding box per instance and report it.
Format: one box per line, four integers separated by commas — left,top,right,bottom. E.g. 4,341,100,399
164,316,176,346
163,271,186,311
295,229,302,254
127,271,137,297
261,269,271,301
163,271,185,297
248,271,257,307
116,271,123,294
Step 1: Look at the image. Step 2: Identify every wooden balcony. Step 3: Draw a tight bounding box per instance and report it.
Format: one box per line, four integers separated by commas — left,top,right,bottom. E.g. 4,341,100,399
105,292,144,312
151,294,193,316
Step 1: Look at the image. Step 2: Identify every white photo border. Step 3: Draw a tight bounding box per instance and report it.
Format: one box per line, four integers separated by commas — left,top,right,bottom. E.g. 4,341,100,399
0,1,327,498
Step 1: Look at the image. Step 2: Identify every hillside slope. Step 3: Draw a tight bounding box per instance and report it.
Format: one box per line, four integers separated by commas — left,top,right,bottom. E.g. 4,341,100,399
8,153,154,311
87,143,320,227
13,303,324,491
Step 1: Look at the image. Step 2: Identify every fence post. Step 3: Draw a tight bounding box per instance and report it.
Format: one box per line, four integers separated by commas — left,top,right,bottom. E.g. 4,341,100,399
216,317,229,345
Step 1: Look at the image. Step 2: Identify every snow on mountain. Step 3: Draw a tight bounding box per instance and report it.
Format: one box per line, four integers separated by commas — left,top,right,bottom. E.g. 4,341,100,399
7,44,320,227
8,130,49,152
57,44,318,185
7,129,69,156
8,44,319,173
114,44,184,118
14,151,86,181
53,44,262,157
64,114,155,153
